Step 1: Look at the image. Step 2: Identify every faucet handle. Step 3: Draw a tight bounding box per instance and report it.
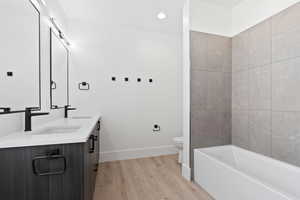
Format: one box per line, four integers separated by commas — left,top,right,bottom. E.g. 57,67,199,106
26,107,40,111
52,105,59,109
0,107,11,113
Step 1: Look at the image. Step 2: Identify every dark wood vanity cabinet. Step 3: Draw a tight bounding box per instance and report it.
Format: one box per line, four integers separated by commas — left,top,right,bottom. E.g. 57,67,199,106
84,121,100,200
0,121,100,200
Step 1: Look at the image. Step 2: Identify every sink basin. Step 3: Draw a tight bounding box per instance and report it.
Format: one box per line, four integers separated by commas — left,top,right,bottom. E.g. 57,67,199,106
32,126,81,135
71,116,92,120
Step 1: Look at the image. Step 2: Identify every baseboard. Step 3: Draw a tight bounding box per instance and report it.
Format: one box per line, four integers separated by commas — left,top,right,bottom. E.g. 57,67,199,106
100,145,178,162
181,163,191,181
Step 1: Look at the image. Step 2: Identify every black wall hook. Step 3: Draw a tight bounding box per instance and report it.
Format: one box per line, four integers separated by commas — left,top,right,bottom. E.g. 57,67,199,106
7,72,13,77
153,124,161,132
51,81,57,90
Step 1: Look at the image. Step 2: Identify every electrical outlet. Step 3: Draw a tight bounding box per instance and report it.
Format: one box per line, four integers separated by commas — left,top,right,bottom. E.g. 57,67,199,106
153,124,160,133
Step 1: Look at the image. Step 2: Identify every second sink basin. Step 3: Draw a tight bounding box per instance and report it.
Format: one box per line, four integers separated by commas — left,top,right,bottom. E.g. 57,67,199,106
71,116,93,120
32,126,81,135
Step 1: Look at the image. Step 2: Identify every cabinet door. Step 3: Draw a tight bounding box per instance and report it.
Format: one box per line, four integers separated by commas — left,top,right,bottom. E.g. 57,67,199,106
62,144,84,200
0,144,84,200
27,146,52,200
95,121,100,166
91,123,100,189
84,135,95,200
28,145,84,200
0,148,27,200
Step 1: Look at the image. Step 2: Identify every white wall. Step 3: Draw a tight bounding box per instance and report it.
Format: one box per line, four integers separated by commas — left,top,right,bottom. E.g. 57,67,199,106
0,0,68,137
68,1,183,162
190,0,232,37
182,0,191,180
232,0,300,35
190,0,300,37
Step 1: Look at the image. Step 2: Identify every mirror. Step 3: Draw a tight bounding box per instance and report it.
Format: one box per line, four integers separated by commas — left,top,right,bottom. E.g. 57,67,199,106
50,29,69,109
0,0,41,113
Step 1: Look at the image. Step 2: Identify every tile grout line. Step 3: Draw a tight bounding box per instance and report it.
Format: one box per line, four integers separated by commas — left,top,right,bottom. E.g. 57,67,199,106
231,54,300,74
270,16,273,158
247,58,250,150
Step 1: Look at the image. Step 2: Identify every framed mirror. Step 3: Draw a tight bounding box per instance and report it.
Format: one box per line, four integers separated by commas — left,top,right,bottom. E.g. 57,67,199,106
50,29,69,109
0,0,41,114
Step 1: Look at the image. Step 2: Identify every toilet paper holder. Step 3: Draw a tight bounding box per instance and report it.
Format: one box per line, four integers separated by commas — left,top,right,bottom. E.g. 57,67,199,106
78,82,90,90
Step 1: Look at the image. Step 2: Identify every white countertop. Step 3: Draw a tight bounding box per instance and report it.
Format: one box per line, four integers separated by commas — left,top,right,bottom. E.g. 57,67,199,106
0,115,101,149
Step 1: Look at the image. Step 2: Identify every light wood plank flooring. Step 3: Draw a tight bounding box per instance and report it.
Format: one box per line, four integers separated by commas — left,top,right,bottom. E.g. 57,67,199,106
94,155,213,200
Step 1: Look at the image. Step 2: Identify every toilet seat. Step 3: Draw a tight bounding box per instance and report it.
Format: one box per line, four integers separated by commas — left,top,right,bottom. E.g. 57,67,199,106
173,137,183,144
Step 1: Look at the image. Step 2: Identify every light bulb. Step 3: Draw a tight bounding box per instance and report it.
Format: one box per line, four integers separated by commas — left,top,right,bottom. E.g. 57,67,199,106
157,12,167,20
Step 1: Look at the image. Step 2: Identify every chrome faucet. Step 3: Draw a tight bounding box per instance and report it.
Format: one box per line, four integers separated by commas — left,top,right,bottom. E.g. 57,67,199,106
25,107,49,132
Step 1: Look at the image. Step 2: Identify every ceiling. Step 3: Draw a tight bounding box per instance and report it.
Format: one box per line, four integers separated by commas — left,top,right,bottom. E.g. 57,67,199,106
57,0,184,33
199,0,244,8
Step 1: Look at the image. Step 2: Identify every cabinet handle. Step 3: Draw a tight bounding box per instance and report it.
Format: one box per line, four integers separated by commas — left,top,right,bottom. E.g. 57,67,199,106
89,135,95,153
51,81,57,90
97,121,100,131
32,154,67,176
94,163,99,172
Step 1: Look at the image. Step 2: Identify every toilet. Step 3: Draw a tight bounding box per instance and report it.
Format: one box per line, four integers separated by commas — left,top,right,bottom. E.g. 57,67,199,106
173,137,183,164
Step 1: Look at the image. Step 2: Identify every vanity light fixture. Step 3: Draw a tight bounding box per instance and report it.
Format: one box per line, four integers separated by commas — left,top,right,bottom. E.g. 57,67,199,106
47,18,59,35
30,0,46,9
49,17,71,46
30,0,41,10
157,12,167,20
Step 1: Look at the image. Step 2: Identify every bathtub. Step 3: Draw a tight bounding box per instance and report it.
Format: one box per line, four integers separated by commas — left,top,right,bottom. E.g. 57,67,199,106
194,145,300,200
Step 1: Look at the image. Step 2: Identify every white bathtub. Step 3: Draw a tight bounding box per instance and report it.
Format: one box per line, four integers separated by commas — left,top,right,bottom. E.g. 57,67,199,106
194,145,300,200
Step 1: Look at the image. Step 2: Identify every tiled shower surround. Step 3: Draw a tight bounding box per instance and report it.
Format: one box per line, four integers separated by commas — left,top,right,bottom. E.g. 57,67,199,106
232,2,300,166
190,32,232,169
191,2,300,168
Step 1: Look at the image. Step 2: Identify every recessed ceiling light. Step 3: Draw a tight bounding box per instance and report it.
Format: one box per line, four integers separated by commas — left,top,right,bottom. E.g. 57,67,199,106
157,12,167,20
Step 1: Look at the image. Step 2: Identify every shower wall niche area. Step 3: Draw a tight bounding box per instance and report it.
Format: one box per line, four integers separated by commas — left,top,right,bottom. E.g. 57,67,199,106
190,31,232,171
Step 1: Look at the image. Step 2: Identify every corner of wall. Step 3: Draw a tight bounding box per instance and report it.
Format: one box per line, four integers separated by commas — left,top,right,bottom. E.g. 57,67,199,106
182,163,191,181
231,0,300,36
182,0,191,179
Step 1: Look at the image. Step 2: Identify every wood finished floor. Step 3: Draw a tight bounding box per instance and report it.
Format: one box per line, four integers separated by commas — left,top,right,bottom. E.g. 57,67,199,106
93,155,213,200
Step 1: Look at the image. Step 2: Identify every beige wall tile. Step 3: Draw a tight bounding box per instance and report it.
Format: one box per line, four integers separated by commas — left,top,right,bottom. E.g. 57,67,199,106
248,111,271,156
249,20,272,67
272,58,300,111
249,65,271,110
